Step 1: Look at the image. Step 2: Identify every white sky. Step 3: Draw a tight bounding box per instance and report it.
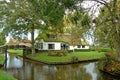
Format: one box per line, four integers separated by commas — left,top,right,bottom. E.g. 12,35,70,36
0,0,10,2
81,1,102,19
28,30,39,40
81,1,101,45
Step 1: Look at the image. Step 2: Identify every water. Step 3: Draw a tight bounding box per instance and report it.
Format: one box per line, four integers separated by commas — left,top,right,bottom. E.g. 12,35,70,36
2,53,119,80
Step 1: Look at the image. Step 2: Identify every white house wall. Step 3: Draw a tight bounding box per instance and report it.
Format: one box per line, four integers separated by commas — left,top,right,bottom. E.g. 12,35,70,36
69,45,89,50
43,42,47,50
55,43,61,50
35,40,89,50
43,42,61,50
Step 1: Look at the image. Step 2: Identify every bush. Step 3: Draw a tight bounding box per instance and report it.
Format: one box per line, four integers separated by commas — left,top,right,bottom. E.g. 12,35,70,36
48,51,58,56
98,54,120,76
48,50,68,56
90,47,96,51
37,50,49,53
98,48,111,52
75,49,90,52
98,53,116,71
55,50,68,56
68,49,91,52
71,56,78,62
23,48,31,54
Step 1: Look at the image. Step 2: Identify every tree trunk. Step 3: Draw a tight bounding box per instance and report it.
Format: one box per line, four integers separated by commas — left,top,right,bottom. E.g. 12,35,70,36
116,45,120,61
117,51,120,61
114,24,120,61
31,26,35,54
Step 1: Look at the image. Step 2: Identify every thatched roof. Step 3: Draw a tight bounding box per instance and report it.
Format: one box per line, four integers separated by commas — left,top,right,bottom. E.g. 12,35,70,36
6,42,32,47
36,33,89,45
24,43,32,47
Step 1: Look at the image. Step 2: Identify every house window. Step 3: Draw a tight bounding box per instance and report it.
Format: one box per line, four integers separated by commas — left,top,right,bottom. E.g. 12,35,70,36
48,44,54,49
47,34,56,40
35,43,40,49
82,45,85,48
77,45,81,48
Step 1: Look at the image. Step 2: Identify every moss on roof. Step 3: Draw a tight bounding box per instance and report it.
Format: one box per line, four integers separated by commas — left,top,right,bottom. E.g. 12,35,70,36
36,33,89,45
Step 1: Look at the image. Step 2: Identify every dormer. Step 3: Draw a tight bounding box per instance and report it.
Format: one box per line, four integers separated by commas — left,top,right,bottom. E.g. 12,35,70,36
47,34,56,40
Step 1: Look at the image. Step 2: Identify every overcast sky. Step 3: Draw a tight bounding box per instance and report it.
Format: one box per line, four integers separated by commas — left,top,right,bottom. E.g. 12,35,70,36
81,1,101,45
81,1,102,19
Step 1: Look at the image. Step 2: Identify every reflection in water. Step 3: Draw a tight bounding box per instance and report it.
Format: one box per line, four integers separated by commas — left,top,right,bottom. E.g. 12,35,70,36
84,63,97,80
6,53,23,69
2,53,119,80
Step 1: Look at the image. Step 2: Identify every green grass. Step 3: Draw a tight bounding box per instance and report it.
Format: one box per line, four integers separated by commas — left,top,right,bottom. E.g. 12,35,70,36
27,51,105,63
7,49,23,55
0,54,5,64
0,70,17,80
7,49,106,63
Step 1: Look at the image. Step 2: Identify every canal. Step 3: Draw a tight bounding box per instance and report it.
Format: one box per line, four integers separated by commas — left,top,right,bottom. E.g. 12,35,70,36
2,53,118,80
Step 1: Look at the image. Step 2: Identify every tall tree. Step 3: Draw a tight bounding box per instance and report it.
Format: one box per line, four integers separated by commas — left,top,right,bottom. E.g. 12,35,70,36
28,0,85,53
1,0,92,54
92,0,120,61
0,32,5,46
0,0,45,54
64,8,92,52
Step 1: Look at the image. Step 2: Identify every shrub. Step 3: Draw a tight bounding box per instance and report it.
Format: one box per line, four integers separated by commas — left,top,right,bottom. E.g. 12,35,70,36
55,50,68,56
76,49,91,52
48,50,68,56
38,50,49,52
90,47,96,51
69,49,90,52
98,53,116,71
71,56,78,62
98,55,120,76
98,48,111,52
48,51,57,56
25,48,31,54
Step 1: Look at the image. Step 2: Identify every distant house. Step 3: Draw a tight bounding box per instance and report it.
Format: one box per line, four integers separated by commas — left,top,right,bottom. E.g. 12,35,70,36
35,33,89,51
69,45,89,50
6,39,32,49
69,40,89,50
35,39,68,50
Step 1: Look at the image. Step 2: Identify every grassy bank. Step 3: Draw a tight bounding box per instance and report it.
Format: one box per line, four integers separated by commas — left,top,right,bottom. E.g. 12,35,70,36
7,49,23,55
0,54,5,64
27,51,105,63
0,70,17,80
7,49,106,63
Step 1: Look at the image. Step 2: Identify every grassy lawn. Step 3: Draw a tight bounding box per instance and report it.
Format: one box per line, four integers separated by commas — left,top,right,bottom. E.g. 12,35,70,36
0,70,17,80
7,49,23,55
27,51,105,63
0,54,5,64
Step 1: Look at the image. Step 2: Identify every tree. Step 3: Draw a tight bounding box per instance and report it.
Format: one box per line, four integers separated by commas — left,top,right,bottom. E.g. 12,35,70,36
64,7,92,52
0,0,45,54
92,0,120,61
1,0,84,54
0,32,5,46
28,0,86,53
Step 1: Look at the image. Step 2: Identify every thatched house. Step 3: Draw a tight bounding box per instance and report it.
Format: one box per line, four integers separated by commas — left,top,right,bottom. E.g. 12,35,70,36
35,33,89,51
6,39,31,49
